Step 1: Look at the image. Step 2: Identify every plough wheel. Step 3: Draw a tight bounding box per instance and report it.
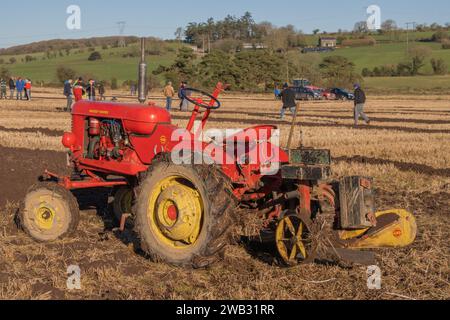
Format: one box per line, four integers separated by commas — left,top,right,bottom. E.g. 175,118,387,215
275,214,312,266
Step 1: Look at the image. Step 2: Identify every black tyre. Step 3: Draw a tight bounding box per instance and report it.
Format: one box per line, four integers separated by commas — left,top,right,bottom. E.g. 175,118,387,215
134,160,236,268
113,186,134,224
19,182,80,242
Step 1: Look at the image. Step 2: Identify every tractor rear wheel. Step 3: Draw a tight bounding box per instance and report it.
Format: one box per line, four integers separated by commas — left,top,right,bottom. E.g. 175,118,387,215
19,182,80,242
134,160,236,268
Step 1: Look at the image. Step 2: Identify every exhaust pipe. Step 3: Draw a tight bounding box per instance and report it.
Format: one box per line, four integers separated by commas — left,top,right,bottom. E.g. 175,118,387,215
138,37,147,104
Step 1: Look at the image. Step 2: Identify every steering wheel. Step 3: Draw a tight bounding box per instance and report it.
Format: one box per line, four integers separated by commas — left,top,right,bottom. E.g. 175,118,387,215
181,88,221,110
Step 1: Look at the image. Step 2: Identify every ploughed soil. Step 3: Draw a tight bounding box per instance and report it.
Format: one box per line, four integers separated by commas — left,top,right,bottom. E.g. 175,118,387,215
0,126,64,137
0,146,69,207
0,147,449,300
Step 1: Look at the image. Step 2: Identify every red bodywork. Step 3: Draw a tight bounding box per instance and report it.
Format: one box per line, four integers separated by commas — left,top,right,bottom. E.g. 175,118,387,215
52,83,290,202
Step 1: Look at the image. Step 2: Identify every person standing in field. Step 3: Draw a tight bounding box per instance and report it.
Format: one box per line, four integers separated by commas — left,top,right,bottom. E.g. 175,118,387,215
274,85,281,100
8,77,15,99
163,81,175,111
0,79,7,99
279,83,297,119
24,79,32,100
73,78,85,102
130,83,136,96
64,79,73,112
353,83,370,126
178,81,191,112
16,77,25,100
86,79,96,101
98,82,106,101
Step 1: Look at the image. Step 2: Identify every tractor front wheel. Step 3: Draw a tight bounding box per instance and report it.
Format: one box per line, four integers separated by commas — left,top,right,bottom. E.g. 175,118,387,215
134,161,236,268
19,182,80,242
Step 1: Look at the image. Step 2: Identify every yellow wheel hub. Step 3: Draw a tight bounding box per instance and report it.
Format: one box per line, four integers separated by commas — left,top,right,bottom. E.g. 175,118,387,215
35,204,56,230
276,215,309,265
148,176,203,247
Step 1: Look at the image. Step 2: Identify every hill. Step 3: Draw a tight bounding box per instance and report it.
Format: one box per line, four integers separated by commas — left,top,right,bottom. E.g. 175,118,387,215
0,37,183,85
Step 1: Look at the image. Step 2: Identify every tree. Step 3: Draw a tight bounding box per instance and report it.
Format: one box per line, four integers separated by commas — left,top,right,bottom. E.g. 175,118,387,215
174,27,184,42
111,78,118,90
319,56,361,87
313,29,320,35
153,47,197,84
88,51,102,61
9,57,16,64
432,30,450,42
431,58,448,75
354,21,369,33
197,50,239,88
381,20,397,32
0,67,10,79
56,66,76,83
407,46,432,75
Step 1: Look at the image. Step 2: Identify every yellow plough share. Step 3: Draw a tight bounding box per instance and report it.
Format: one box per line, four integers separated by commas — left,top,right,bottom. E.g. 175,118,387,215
339,209,417,249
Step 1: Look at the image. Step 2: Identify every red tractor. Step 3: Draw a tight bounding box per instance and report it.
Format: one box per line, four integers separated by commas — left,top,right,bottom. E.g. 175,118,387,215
19,82,417,268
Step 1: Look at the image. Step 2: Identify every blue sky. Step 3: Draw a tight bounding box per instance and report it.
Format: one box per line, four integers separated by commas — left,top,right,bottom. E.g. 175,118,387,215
0,0,448,48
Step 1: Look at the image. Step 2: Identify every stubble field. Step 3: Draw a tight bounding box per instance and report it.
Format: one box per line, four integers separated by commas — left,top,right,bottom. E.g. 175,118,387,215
0,90,449,300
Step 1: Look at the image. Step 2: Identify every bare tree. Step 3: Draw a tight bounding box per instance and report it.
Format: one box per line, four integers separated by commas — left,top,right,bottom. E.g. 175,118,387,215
353,21,369,33
381,20,398,31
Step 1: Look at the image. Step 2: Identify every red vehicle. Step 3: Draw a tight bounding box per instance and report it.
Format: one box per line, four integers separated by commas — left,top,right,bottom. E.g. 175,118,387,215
321,89,336,100
18,43,416,267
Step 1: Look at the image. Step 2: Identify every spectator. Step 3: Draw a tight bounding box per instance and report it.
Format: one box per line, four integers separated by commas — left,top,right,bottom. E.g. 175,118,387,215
16,77,25,100
353,84,370,126
86,79,96,101
163,81,175,111
130,83,136,96
73,78,85,102
24,79,32,100
8,77,15,99
178,81,191,112
279,83,297,119
64,79,73,111
0,79,7,99
274,85,281,100
98,82,106,101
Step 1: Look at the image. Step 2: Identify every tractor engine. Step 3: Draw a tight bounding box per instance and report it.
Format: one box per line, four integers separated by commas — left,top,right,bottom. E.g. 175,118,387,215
86,117,130,160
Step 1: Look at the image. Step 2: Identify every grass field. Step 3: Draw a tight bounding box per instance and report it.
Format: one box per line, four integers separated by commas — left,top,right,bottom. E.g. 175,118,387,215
0,41,182,84
0,91,448,300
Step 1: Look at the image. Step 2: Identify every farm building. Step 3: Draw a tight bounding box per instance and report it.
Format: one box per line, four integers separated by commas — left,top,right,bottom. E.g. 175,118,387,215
242,43,268,50
319,37,337,48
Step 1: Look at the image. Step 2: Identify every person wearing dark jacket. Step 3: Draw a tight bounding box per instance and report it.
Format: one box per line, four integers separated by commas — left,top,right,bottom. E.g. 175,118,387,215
98,83,106,101
8,78,15,99
279,83,297,119
353,84,370,126
86,79,96,101
0,79,7,99
64,79,73,111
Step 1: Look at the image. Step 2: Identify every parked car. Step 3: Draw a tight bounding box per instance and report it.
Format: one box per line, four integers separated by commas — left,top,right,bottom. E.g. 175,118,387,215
293,86,320,101
320,89,336,100
293,79,311,87
330,88,355,100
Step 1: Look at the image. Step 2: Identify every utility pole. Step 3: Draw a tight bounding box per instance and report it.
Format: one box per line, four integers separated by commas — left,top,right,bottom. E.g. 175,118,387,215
405,22,416,54
117,21,127,47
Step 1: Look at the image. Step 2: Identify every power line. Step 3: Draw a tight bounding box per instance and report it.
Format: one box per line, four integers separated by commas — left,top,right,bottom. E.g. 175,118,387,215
405,22,416,54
